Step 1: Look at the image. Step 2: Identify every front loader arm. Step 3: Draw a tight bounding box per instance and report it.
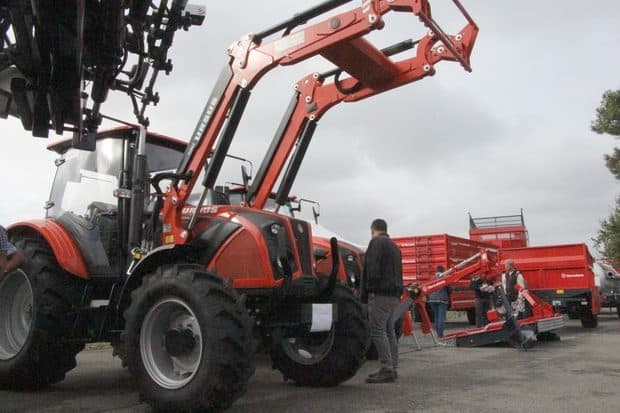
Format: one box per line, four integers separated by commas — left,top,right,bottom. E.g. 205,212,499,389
160,0,478,245
247,13,478,209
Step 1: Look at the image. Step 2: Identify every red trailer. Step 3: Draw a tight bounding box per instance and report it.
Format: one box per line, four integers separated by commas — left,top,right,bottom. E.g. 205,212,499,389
500,244,600,328
469,211,529,249
393,234,495,324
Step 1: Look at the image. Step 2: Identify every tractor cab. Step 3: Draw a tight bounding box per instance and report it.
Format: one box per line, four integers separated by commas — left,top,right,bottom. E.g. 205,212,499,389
45,127,186,276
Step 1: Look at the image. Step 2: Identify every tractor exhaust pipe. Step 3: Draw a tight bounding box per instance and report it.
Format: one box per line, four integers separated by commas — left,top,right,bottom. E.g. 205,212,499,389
128,126,147,250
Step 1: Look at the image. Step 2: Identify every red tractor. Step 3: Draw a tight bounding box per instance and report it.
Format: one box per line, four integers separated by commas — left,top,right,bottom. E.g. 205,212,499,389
0,1,478,411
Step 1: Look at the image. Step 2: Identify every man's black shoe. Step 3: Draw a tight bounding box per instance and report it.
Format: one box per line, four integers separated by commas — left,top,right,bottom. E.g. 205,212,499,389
365,368,396,384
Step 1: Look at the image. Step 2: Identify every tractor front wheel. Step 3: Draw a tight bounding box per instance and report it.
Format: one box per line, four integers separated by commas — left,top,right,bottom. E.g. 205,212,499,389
0,237,84,389
270,283,369,387
123,264,254,412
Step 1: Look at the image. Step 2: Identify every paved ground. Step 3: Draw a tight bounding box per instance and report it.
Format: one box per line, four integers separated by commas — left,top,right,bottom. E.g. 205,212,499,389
3,312,620,413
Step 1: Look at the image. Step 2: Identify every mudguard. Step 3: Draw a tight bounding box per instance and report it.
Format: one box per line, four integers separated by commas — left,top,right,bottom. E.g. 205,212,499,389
8,219,89,279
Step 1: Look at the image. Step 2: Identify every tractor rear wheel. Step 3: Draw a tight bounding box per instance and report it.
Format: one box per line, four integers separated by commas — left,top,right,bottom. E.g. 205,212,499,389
580,313,598,328
270,283,369,387
0,237,84,389
123,264,254,412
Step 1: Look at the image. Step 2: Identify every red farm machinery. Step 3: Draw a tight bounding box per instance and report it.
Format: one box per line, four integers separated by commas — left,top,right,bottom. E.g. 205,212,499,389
0,1,479,411
469,211,600,328
394,234,495,324
403,248,565,348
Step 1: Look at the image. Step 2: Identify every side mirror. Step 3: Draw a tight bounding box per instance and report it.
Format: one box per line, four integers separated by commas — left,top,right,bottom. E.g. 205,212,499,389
312,205,320,224
241,164,251,188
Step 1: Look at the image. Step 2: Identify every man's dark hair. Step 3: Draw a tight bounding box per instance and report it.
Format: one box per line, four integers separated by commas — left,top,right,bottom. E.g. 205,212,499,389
371,218,387,233
437,265,445,273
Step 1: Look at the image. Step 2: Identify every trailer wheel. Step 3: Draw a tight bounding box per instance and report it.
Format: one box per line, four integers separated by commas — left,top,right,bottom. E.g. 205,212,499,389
580,313,598,328
0,237,84,389
466,309,477,325
123,264,254,412
271,283,369,386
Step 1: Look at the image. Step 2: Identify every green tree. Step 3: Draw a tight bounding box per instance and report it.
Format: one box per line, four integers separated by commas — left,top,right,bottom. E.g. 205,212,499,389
592,89,620,261
593,198,620,261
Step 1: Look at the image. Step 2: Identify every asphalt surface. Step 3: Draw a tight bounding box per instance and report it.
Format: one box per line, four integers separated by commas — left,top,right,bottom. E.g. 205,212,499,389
3,312,620,413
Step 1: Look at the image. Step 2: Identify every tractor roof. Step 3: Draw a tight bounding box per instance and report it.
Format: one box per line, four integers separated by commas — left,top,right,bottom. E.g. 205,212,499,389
47,126,187,155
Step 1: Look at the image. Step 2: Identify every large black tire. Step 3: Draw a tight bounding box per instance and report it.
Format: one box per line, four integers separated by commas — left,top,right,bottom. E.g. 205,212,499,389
123,264,254,412
270,283,369,387
0,236,84,389
581,313,598,328
466,308,477,326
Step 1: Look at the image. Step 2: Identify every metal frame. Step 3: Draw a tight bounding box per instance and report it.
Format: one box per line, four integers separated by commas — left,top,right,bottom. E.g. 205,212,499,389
158,0,478,246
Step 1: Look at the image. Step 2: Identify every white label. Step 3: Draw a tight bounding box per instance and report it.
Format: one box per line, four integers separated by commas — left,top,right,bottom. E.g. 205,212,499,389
310,304,333,332
561,273,584,279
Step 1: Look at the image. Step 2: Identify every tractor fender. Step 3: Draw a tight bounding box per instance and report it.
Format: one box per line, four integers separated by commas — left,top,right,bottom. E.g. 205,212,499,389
116,219,242,319
116,244,197,321
8,219,89,279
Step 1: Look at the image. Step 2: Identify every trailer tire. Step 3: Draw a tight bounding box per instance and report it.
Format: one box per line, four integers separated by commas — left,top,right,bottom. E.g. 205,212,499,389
271,283,369,386
123,264,254,412
466,309,477,325
580,313,598,329
0,237,84,390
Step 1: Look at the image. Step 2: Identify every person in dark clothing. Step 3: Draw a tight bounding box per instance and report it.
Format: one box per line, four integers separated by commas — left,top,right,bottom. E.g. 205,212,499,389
427,265,449,338
0,225,24,276
361,218,403,384
471,276,495,327
502,259,527,318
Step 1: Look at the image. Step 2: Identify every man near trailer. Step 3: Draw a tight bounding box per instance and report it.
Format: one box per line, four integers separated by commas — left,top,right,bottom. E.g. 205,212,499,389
502,259,527,316
362,218,403,384
472,276,495,327
0,225,24,275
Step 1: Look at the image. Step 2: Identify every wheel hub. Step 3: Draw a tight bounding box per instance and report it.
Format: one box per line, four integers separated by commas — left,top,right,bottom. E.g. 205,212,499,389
164,328,196,357
0,270,34,361
140,297,203,390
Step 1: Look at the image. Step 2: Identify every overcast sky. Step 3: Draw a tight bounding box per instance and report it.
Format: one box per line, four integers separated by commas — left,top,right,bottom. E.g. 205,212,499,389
1,1,619,254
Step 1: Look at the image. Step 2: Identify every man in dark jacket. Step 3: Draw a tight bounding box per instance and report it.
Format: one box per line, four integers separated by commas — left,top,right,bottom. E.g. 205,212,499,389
472,276,495,327
361,218,403,384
